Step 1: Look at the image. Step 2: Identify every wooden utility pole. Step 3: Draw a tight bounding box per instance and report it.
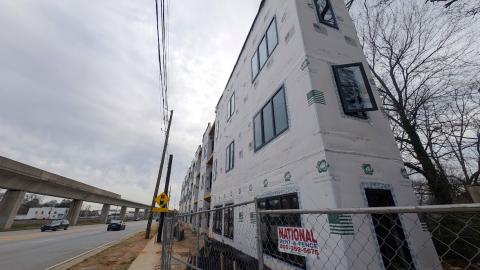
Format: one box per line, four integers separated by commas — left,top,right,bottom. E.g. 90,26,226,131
157,154,173,242
145,110,173,239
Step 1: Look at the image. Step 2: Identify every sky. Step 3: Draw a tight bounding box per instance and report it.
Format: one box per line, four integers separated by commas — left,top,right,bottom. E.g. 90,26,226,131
0,0,260,208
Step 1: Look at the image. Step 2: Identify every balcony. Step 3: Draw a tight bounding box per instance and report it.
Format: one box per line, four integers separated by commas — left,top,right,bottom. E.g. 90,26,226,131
203,173,213,202
206,138,214,164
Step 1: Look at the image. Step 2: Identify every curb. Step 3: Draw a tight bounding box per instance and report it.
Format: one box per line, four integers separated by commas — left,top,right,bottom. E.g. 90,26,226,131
45,230,142,270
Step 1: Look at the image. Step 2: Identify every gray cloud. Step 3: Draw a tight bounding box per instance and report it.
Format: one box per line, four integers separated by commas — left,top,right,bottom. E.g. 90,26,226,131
0,0,259,207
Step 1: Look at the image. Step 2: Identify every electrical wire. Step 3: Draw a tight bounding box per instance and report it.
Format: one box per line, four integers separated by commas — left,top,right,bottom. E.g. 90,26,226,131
154,0,170,131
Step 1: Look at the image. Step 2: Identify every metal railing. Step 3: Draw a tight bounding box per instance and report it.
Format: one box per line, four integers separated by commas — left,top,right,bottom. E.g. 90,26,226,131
161,202,480,270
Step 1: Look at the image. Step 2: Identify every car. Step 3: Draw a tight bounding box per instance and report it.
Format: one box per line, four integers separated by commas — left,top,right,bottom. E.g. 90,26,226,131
107,220,126,231
41,220,70,232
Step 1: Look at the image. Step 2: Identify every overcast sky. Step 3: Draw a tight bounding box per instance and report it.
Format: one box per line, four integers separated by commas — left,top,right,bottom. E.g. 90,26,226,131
0,0,260,208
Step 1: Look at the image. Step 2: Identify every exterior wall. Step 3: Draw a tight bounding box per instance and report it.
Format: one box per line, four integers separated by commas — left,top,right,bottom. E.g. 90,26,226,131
179,0,439,269
210,0,321,255
293,1,439,268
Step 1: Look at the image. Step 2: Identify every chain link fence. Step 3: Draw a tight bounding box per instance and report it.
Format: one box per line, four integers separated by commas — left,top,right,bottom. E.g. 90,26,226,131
160,202,480,270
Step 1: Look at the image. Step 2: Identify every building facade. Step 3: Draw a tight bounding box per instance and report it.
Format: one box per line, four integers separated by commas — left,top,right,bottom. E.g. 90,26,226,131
179,0,439,269
19,207,69,220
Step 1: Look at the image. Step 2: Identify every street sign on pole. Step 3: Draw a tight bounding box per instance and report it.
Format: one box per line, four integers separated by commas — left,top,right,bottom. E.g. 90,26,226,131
152,192,170,213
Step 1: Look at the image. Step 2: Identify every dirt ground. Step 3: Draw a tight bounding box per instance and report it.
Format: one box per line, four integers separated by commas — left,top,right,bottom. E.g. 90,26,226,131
68,225,157,270
168,223,204,270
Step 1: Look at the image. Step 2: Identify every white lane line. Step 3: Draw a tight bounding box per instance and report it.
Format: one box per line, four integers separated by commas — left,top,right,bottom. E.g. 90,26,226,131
44,229,142,270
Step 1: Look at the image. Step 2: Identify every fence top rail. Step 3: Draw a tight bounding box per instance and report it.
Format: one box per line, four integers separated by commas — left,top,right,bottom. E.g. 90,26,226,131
258,203,480,215
175,200,255,217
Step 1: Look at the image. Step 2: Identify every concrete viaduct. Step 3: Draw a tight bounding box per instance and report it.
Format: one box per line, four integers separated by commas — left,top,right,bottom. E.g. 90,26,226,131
0,156,150,230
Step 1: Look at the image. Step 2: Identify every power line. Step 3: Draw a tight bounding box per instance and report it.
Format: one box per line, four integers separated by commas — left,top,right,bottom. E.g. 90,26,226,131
154,0,170,130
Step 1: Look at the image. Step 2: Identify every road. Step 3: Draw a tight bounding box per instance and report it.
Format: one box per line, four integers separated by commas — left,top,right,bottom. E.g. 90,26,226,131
0,220,148,270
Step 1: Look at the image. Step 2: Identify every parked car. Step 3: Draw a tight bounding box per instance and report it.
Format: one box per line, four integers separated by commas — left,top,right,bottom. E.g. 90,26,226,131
107,220,126,231
41,220,69,232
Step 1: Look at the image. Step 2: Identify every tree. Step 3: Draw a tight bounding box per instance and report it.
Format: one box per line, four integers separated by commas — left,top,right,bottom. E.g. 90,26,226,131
56,199,71,208
42,200,58,207
432,86,480,186
353,0,479,203
346,0,480,16
17,194,42,215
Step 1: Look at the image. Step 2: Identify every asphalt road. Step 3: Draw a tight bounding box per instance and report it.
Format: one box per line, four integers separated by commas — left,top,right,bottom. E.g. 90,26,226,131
0,220,148,270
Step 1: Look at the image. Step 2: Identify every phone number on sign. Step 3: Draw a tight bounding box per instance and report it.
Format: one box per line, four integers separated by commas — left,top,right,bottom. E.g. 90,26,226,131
279,243,320,255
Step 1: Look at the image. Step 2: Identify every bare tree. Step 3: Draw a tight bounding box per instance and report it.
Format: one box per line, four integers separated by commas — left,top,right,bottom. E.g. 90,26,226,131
354,0,479,203
434,85,480,186
42,199,58,207
346,0,480,16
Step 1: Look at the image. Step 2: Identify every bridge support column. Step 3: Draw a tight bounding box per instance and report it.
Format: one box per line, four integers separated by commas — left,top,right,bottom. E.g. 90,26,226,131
133,208,140,220
144,208,150,220
68,199,83,225
100,204,110,224
0,190,26,230
119,206,127,221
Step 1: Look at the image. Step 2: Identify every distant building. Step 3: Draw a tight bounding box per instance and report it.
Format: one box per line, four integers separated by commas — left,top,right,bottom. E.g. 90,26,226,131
18,207,69,220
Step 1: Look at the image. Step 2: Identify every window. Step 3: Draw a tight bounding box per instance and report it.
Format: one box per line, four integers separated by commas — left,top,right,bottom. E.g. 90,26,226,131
223,204,234,239
213,206,222,235
254,86,289,150
273,89,288,133
262,101,275,142
266,18,278,55
213,159,217,181
227,93,235,119
259,36,268,68
251,51,259,79
257,193,304,268
313,0,337,28
251,17,278,81
225,141,235,172
332,63,377,116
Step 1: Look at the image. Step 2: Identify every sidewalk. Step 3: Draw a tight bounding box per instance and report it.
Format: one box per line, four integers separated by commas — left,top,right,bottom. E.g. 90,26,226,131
128,235,161,270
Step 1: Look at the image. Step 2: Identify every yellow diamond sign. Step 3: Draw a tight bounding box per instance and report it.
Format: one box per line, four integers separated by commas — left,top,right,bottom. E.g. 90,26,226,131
154,192,169,212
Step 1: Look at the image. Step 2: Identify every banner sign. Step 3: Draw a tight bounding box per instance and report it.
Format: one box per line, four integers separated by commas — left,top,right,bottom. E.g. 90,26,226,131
277,226,320,257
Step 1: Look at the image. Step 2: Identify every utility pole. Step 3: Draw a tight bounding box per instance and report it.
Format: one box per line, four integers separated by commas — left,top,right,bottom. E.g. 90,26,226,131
145,110,173,239
157,154,173,242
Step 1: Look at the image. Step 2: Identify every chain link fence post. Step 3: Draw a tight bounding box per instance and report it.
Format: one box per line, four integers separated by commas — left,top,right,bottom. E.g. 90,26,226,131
160,217,170,270
254,198,264,270
195,212,200,268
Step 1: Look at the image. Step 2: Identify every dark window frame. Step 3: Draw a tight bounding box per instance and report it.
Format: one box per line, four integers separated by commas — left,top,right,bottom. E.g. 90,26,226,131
257,193,305,269
365,189,415,269
223,204,234,239
332,63,378,116
253,86,289,152
313,0,338,29
212,205,223,235
225,141,235,172
251,51,259,81
251,17,279,82
227,92,235,120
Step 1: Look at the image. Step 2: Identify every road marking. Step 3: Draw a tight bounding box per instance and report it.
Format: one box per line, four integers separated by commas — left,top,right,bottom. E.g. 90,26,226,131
44,229,143,270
